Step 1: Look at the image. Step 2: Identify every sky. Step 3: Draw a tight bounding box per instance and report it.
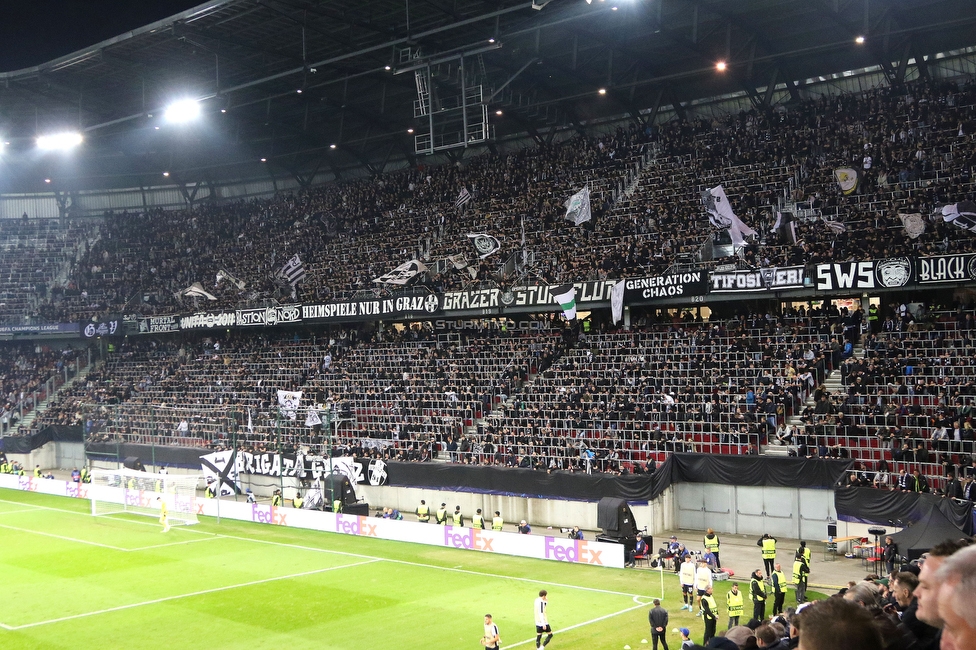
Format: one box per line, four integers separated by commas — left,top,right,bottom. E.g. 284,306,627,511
0,0,204,71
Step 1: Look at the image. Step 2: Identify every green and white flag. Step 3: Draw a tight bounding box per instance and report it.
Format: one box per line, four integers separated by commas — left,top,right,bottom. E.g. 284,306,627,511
553,284,577,320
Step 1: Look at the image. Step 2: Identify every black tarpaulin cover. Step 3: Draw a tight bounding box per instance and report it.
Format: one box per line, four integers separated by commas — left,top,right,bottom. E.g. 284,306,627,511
889,505,973,560
835,486,973,537
1,425,83,454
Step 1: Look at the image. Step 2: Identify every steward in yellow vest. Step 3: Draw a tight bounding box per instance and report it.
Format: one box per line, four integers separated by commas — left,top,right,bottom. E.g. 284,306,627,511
492,511,504,531
416,500,430,522
472,509,486,529
435,503,448,525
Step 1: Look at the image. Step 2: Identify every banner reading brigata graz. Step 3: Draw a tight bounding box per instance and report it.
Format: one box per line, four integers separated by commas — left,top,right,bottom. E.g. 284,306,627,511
624,272,708,300
710,266,806,292
815,258,914,291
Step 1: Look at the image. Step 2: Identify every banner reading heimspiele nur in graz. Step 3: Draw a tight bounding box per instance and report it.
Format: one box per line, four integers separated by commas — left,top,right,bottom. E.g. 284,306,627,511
303,293,442,322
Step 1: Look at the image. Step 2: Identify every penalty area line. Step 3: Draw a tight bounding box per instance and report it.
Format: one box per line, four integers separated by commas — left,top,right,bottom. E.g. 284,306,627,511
0,522,128,551
502,599,651,648
7,559,381,630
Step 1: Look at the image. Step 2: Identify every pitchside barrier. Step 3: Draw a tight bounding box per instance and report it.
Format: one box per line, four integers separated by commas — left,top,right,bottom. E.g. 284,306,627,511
0,474,625,568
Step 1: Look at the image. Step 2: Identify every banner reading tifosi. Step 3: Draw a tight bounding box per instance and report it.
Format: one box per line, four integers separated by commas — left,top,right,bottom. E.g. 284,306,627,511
709,266,806,292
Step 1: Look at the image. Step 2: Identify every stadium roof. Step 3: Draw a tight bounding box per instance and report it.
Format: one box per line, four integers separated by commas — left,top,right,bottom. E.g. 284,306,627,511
2,0,975,194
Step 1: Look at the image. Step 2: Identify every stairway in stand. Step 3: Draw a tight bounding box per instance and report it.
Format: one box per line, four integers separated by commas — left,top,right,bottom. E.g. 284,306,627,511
763,343,864,457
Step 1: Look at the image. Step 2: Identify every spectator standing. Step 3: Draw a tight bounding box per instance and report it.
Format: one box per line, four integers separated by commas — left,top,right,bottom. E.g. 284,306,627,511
648,598,669,650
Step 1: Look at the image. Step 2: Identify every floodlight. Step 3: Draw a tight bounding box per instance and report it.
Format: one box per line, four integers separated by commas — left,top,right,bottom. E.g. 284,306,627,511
36,132,83,151
716,61,727,72
855,35,865,44
164,99,201,123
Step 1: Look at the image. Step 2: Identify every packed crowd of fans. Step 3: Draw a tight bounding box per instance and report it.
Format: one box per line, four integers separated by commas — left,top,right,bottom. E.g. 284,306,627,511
0,343,85,435
1,75,971,328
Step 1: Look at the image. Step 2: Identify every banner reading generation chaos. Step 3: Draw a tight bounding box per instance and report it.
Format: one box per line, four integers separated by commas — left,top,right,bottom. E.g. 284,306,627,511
624,272,708,300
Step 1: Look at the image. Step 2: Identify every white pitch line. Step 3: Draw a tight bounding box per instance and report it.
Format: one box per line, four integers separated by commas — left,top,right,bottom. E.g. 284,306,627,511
0,522,128,551
503,599,652,648
124,536,222,552
0,621,13,631
8,559,380,630
0,507,48,516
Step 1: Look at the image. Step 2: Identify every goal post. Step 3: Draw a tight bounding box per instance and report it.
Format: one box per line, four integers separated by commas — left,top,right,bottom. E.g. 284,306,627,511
90,468,204,526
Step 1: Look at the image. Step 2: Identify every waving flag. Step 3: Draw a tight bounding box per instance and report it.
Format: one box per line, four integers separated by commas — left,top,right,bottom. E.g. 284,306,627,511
564,187,592,226
702,185,756,246
553,284,577,320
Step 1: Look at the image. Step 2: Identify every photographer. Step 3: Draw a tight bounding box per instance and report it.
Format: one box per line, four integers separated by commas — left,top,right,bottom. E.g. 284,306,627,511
567,526,584,540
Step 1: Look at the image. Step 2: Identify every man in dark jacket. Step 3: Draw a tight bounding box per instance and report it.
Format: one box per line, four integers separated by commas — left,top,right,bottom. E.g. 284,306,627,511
648,598,669,650
890,571,939,650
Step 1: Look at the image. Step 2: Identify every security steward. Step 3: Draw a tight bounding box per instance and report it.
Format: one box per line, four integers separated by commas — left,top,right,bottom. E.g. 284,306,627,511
271,489,282,507
435,502,448,525
771,563,787,615
292,491,303,509
793,552,810,604
796,540,812,565
80,466,91,483
492,510,504,531
750,569,767,622
472,508,486,529
704,528,721,569
700,586,718,644
452,505,464,527
868,303,880,333
725,583,743,628
416,500,430,523
758,533,777,577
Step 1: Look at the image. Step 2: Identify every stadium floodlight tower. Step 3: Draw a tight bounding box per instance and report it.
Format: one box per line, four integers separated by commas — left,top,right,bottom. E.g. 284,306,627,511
36,132,83,151
164,98,202,124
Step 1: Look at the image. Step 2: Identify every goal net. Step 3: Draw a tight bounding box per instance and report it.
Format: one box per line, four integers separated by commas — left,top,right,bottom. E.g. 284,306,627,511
90,468,204,526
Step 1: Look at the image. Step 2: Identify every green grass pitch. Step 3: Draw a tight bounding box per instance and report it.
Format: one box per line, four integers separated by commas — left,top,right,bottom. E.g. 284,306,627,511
0,488,813,649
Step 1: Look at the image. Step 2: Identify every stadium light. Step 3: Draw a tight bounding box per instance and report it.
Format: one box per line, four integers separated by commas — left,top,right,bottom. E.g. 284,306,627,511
36,132,83,151
716,60,727,72
855,35,865,44
598,88,607,95
164,99,201,124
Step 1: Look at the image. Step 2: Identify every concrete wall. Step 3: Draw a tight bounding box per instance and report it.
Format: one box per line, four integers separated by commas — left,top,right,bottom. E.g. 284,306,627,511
674,483,902,542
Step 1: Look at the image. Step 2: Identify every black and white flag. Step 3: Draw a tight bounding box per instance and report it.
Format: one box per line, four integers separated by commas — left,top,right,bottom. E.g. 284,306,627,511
467,233,501,259
773,210,797,245
277,390,302,420
181,282,217,301
456,187,472,210
215,269,246,291
940,201,976,233
702,185,756,246
305,408,322,428
373,259,428,286
199,450,240,496
564,187,592,226
276,254,307,288
898,213,926,239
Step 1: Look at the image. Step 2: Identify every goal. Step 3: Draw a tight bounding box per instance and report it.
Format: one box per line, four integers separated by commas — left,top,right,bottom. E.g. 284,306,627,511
90,468,204,526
